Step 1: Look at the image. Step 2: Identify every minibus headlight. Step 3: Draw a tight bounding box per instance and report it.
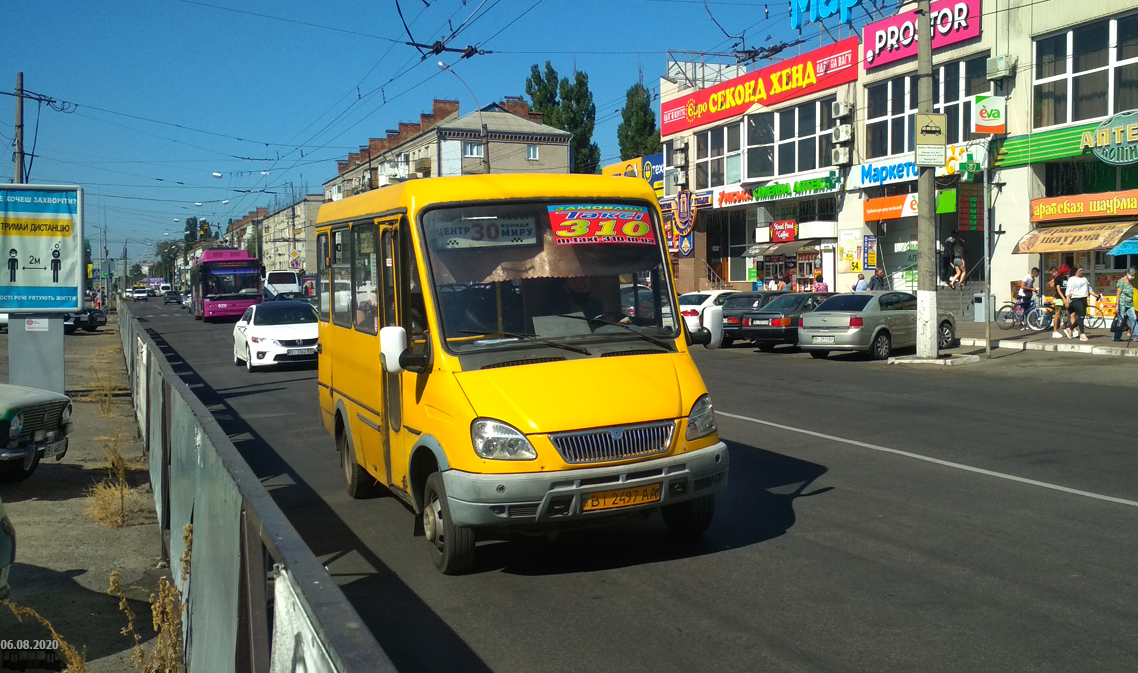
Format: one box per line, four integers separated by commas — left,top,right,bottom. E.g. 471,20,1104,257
470,419,537,461
685,395,716,441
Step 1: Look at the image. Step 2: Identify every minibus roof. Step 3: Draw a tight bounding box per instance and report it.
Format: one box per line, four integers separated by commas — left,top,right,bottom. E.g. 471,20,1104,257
315,174,660,227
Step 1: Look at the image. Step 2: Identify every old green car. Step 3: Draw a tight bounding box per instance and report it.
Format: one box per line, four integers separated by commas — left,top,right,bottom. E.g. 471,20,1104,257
0,384,72,483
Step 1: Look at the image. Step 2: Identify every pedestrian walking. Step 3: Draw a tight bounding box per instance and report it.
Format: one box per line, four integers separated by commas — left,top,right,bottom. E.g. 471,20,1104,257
852,273,868,291
1049,265,1069,338
948,237,966,288
1064,266,1099,341
811,272,828,293
867,267,889,291
1112,267,1137,343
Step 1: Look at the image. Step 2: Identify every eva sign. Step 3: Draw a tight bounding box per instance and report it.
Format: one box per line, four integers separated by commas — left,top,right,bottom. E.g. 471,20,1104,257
863,0,981,70
972,95,1007,134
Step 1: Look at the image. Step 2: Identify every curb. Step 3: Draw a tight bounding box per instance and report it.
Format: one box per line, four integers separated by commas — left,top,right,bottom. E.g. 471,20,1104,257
958,337,1138,357
888,354,981,366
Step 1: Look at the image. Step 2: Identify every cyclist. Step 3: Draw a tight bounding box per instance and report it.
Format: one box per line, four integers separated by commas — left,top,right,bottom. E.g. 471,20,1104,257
1049,265,1070,339
1016,267,1040,330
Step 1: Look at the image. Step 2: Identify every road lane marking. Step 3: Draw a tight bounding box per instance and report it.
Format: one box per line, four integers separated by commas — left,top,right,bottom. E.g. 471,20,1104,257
718,411,1138,509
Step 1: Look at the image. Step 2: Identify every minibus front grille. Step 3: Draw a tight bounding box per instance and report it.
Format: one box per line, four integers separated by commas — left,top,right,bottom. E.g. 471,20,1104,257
481,356,565,370
550,422,674,465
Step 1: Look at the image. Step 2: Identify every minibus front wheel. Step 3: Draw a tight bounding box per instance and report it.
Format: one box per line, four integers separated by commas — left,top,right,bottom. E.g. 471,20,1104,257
423,473,475,575
661,494,715,537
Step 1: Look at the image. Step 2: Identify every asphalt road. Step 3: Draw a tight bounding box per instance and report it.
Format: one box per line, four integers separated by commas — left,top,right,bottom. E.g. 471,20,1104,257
125,300,1138,673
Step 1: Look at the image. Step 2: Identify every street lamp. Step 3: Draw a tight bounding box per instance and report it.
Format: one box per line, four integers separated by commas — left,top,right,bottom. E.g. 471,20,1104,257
438,61,489,173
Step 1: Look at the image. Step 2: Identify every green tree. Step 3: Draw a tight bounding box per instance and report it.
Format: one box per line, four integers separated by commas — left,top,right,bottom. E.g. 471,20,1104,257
560,71,601,174
129,263,143,284
525,62,562,129
184,217,199,243
152,241,182,281
617,82,661,160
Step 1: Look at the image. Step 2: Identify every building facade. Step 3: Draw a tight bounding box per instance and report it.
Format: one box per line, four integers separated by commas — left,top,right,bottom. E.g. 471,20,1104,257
658,0,1138,319
260,195,323,275
324,97,570,202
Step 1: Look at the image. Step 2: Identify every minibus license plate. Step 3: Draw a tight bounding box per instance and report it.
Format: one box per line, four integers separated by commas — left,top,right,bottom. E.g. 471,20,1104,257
289,348,316,356
583,484,661,512
812,336,836,344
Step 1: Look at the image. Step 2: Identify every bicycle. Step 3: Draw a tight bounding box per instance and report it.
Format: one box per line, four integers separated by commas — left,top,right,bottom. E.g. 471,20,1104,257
1026,299,1106,332
995,298,1037,330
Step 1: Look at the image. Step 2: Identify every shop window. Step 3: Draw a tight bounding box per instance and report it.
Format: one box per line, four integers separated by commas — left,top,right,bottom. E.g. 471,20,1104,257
1045,161,1127,196
727,211,750,282
865,56,989,158
1034,16,1138,129
746,97,835,178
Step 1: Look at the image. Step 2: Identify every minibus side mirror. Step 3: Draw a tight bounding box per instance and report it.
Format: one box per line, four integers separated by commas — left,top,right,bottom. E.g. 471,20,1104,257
380,326,408,374
695,305,723,349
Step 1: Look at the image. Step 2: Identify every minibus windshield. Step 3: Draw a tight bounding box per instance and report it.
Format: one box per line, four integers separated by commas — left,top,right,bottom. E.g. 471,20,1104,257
421,201,680,353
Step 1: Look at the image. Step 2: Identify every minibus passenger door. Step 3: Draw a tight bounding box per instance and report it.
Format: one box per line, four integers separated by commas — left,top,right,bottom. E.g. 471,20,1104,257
378,225,403,489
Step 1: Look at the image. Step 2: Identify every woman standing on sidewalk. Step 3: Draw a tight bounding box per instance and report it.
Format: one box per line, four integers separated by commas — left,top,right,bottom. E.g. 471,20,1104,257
1049,265,1069,338
1113,267,1137,342
1064,266,1100,341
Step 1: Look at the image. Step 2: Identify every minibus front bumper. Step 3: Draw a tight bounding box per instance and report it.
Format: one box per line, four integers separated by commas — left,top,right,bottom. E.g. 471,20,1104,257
442,442,729,528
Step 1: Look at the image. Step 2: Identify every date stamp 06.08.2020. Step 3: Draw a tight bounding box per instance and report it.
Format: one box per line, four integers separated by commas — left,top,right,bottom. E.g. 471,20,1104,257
1,639,63,670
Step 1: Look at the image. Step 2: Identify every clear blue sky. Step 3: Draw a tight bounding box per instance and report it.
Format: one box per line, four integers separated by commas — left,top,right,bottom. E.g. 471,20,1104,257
1,0,886,263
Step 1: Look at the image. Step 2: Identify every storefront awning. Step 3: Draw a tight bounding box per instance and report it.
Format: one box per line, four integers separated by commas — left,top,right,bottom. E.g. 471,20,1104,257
1107,237,1138,256
764,240,813,255
1012,222,1138,255
743,244,773,258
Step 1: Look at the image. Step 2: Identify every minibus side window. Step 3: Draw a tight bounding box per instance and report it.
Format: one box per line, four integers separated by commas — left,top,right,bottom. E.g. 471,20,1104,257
402,223,429,358
331,228,352,328
316,233,329,322
353,223,379,335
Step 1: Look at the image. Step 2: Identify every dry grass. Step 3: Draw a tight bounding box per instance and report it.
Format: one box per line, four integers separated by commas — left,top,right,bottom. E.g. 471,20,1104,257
2,600,87,672
109,523,191,673
84,428,150,528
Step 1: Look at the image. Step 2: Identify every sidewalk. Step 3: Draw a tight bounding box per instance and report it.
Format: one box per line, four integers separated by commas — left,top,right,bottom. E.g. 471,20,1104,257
954,320,1138,357
0,314,164,672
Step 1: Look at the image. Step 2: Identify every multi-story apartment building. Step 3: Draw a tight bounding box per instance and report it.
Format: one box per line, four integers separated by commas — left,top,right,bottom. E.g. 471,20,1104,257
324,97,570,202
259,195,323,275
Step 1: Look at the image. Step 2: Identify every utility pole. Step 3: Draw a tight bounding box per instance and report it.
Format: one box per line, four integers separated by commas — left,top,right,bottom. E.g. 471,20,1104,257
482,123,491,174
915,0,938,358
13,73,24,183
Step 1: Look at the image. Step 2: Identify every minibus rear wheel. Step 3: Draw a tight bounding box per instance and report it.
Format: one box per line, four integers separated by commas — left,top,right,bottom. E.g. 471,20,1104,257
423,473,475,574
661,495,715,537
338,424,380,499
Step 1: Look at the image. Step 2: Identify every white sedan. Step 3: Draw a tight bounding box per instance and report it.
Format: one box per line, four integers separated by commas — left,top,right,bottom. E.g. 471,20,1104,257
678,290,739,333
232,301,319,371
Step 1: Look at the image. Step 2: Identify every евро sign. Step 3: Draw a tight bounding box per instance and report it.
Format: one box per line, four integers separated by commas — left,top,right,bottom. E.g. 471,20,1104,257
790,0,861,29
863,0,981,70
1080,110,1138,166
660,38,859,136
0,185,84,312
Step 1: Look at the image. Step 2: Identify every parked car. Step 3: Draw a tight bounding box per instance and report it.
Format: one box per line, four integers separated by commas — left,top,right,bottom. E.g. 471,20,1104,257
181,290,192,309
0,492,12,599
740,292,835,351
0,384,72,483
63,307,107,335
232,301,319,371
678,290,738,333
163,290,182,305
798,292,957,360
719,291,788,347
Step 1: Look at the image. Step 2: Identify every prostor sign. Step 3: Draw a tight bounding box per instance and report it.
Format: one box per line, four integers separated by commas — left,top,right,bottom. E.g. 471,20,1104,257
661,38,859,137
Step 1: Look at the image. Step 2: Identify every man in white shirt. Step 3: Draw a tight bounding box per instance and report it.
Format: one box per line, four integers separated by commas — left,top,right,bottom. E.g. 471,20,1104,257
1017,267,1039,330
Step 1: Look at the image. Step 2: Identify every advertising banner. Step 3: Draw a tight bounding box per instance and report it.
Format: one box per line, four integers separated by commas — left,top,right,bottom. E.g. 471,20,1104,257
770,220,799,243
1013,222,1138,255
1080,110,1138,166
1030,189,1138,223
863,193,918,221
863,235,877,269
972,95,1007,135
0,185,84,311
549,205,656,246
848,141,988,189
863,0,981,70
661,37,859,136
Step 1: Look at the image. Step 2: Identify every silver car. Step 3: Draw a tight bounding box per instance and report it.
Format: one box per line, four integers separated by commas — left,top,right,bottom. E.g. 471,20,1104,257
798,292,956,360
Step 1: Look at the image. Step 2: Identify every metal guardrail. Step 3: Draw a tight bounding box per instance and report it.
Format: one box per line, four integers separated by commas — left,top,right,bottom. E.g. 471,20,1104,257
117,303,395,673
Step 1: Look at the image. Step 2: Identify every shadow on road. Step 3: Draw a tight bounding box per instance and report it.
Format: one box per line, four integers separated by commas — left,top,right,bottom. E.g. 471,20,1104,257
475,440,830,576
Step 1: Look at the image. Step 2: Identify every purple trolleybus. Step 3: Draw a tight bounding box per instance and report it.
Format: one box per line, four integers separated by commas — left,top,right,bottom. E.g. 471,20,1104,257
190,248,261,321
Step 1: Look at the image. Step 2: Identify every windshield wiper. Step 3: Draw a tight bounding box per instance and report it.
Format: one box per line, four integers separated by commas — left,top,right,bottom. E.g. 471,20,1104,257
554,315,675,350
459,330,592,356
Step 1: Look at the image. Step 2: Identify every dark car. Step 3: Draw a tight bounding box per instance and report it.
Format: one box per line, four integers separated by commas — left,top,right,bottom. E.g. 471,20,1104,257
163,290,181,304
719,291,787,347
740,292,836,351
63,307,107,335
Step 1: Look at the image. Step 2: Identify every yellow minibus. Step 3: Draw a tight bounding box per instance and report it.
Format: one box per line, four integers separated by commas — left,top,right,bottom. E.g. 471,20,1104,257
314,174,728,573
